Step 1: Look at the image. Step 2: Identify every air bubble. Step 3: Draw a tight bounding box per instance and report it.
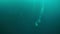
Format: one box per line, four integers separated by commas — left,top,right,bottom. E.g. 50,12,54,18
35,22,38,27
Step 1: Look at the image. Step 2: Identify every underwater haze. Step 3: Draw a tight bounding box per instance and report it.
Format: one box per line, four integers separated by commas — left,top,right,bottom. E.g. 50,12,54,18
0,0,60,34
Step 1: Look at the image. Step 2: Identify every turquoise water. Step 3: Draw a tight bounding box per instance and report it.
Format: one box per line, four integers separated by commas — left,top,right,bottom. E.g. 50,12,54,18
0,0,60,34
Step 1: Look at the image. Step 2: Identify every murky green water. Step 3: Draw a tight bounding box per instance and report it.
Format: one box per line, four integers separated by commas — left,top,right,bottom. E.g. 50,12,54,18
0,0,60,34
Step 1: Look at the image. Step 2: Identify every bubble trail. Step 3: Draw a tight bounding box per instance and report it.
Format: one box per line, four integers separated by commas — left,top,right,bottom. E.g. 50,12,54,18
35,0,45,27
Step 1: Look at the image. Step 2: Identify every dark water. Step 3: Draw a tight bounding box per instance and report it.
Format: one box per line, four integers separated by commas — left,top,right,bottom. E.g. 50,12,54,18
0,0,60,34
